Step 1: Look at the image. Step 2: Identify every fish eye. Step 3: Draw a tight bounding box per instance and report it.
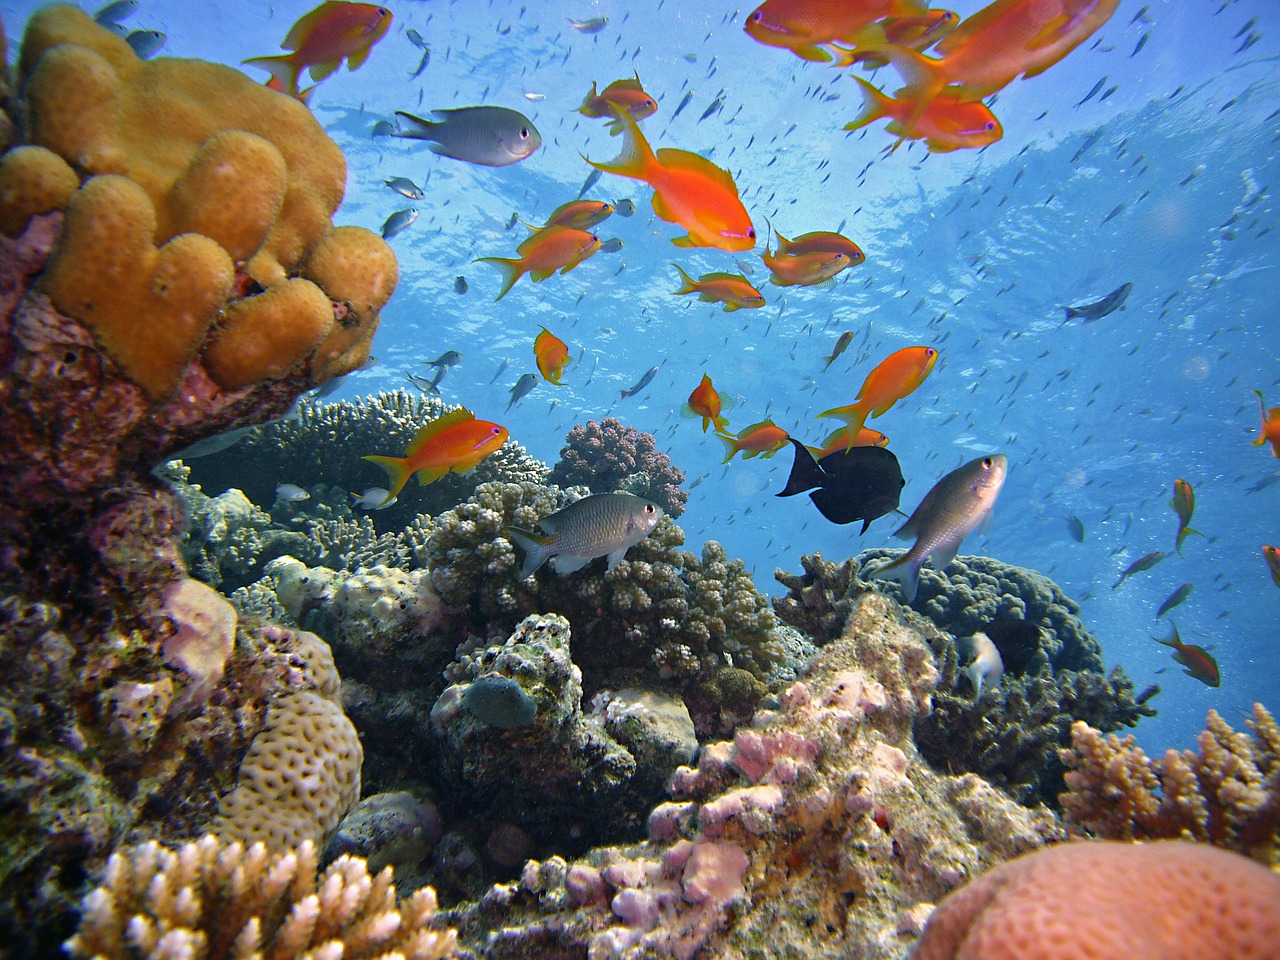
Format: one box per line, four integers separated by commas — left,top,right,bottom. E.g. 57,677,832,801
747,227,756,238
749,10,763,21
491,426,502,435
985,122,996,131
982,457,993,468
520,127,530,138
644,504,656,514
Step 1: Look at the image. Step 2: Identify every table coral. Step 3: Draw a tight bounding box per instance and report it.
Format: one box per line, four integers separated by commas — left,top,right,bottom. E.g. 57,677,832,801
910,840,1280,960
548,417,688,517
1059,705,1280,864
66,835,459,960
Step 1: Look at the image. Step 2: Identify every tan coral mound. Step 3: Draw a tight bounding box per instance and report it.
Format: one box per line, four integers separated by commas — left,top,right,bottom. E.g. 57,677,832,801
911,840,1280,960
66,835,458,960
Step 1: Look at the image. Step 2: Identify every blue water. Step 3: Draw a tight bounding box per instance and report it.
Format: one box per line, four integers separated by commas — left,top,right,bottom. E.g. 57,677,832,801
8,0,1277,755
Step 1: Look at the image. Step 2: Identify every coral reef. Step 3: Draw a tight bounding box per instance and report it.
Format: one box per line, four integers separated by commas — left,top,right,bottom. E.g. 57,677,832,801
548,418,688,518
911,840,1280,960
182,391,549,534
66,835,458,960
774,550,1156,804
326,791,444,876
1058,705,1280,863
442,592,1061,959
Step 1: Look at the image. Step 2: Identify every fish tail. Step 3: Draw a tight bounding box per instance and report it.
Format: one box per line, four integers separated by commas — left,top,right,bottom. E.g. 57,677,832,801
361,455,411,505
584,105,656,181
712,413,731,434
843,77,892,133
718,434,740,464
243,53,302,95
671,263,698,295
864,553,921,603
816,401,870,439
476,256,525,301
506,526,555,578
872,45,944,142
1063,306,1084,321
1175,525,1203,555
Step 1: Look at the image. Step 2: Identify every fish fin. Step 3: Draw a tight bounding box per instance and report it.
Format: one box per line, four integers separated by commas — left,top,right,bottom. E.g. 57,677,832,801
506,526,555,579
530,269,555,282
859,518,871,534
718,434,740,464
1026,14,1073,50
392,111,438,140
671,234,698,247
243,53,301,93
554,554,592,575
654,146,739,194
816,402,871,439
346,45,373,71
864,553,921,603
843,77,892,133
476,256,524,300
415,465,449,485
360,455,411,504
719,395,736,412
722,302,740,312
307,59,342,82
583,105,657,180
605,548,629,570
405,408,475,456
712,414,731,433
776,439,824,498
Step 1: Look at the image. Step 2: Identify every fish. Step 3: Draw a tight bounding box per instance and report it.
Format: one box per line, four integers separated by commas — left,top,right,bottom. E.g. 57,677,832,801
490,359,510,384
844,76,1002,153
958,631,1003,699
579,74,659,134
1169,478,1204,555
533,200,614,231
170,424,257,459
243,2,392,98
1112,550,1165,589
476,226,602,300
1253,390,1280,457
698,96,724,123
393,107,541,167
405,371,439,394
371,119,397,138
362,408,509,505
384,176,425,199
125,29,165,58
1264,545,1280,589
507,373,539,410
863,454,1008,603
600,238,625,253
1067,513,1085,543
776,438,903,532
584,106,755,251
744,0,930,63
351,487,397,510
1063,282,1132,322
834,8,961,67
719,420,790,463
682,373,734,433
813,425,890,457
1156,582,1193,619
671,265,765,312
621,365,661,400
577,168,603,199
822,332,854,371
770,227,865,265
94,0,138,25
671,90,695,120
615,199,637,217
454,276,469,295
817,345,939,442
426,351,463,370
405,27,429,48
534,328,571,384
1152,622,1219,687
275,482,311,502
569,16,609,34
508,492,663,578
381,207,418,239
409,47,430,78
763,248,851,287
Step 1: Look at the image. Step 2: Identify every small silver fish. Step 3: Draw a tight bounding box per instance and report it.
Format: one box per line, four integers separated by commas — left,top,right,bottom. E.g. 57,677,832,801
568,16,608,33
385,176,425,199
600,238,624,253
351,487,397,510
1156,582,1193,619
454,276,469,294
524,92,547,101
621,365,660,399
126,29,165,58
865,455,1008,602
1067,513,1085,543
393,107,541,167
507,493,663,578
958,631,1003,699
405,371,439,395
615,198,636,217
577,168,603,199
426,351,463,369
672,90,694,120
382,207,419,239
490,358,510,384
372,119,398,138
275,483,310,503
507,373,538,410
406,28,429,49
94,0,137,25
1063,282,1132,323
410,47,430,78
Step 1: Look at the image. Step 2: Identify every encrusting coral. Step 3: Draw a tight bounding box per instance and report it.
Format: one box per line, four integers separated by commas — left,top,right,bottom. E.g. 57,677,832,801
65,834,459,960
548,417,688,518
1058,704,1280,864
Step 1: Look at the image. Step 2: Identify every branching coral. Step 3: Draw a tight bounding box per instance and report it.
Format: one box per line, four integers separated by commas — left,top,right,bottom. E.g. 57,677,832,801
1058,705,1280,864
548,418,688,517
66,835,458,960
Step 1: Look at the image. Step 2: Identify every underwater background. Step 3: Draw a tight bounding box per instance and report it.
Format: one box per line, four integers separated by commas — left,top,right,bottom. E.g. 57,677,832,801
4,0,1276,752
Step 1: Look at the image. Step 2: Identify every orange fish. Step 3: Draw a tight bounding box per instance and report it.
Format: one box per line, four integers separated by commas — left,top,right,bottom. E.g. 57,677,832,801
845,76,1002,152
1152,622,1219,688
265,74,318,106
244,1,392,97
771,228,865,265
477,226,602,300
744,0,929,62
585,107,756,251
763,247,852,287
1253,390,1280,457
683,374,735,433
579,74,659,134
1169,478,1204,556
534,328,571,384
719,420,790,463
812,425,890,458
532,200,615,231
818,345,938,442
672,265,765,311
362,408,508,505
833,9,961,67
1264,545,1280,589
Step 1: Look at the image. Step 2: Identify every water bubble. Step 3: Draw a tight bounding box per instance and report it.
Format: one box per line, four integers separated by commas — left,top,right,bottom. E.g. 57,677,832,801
1064,467,1087,489
1182,355,1210,381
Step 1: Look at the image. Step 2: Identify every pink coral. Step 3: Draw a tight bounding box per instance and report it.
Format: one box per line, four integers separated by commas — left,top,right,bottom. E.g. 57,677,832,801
911,839,1280,960
548,417,688,516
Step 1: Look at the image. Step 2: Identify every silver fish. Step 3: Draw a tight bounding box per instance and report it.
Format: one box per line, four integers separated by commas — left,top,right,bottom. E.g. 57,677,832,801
351,487,397,510
405,371,438,394
615,198,636,217
865,455,1008,602
126,29,165,58
94,0,137,25
1063,282,1132,322
454,276,469,294
406,28,429,49
393,107,541,167
507,493,663,578
382,207,419,239
507,373,538,410
385,176,425,199
958,631,1003,699
672,90,694,120
621,365,660,399
372,119,398,138
577,168,603,199
275,483,310,503
490,358,510,383
426,351,462,369
600,238,624,253
568,17,608,34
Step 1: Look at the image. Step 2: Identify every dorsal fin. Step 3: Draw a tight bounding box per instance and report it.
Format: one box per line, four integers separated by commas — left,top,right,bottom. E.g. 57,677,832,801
654,147,739,194
406,408,475,456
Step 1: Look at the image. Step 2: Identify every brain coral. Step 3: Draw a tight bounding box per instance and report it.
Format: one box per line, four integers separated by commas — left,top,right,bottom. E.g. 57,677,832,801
911,840,1280,960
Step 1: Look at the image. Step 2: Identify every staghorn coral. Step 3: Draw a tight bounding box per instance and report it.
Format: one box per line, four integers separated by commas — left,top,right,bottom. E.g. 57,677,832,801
66,835,458,960
910,840,1280,960
548,418,688,518
1058,705,1280,863
774,550,1155,805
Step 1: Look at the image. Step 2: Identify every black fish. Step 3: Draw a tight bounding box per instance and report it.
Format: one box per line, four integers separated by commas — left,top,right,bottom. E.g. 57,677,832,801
775,439,903,533
1063,282,1132,322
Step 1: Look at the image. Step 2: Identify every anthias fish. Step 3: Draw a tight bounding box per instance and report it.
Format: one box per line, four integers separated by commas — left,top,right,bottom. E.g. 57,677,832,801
1253,390,1280,457
720,420,790,463
1112,550,1165,589
818,346,938,442
1263,545,1280,589
362,408,508,505
1064,282,1132,322
777,438,903,532
683,374,734,433
244,1,392,97
844,76,1002,153
393,107,541,167
1152,622,1219,687
1169,478,1204,555
579,74,658,134
477,226,602,300
508,493,664,578
672,265,765,311
534,328,571,384
744,0,929,63
864,454,1008,602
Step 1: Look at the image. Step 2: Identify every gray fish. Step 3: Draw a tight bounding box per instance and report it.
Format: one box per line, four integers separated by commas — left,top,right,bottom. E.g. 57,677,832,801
126,29,165,58
600,238,625,253
406,28,429,49
864,455,1008,603
672,90,694,120
490,358,510,383
1156,582,1193,619
1112,550,1166,589
371,119,398,138
507,493,663,578
621,365,660,399
577,168,603,199
426,351,463,369
507,373,538,410
393,107,541,167
382,207,419,239
94,0,137,25
698,96,724,123
405,371,439,395
410,47,431,79
1067,513,1085,543
385,177,425,199
958,631,1003,699
454,276,469,294
569,16,609,33
169,424,256,459
351,487,397,510
615,198,636,217
275,482,310,503
1063,282,1132,322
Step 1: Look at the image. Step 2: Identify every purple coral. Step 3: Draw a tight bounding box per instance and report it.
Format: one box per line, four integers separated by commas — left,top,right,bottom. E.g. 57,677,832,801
548,418,688,517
